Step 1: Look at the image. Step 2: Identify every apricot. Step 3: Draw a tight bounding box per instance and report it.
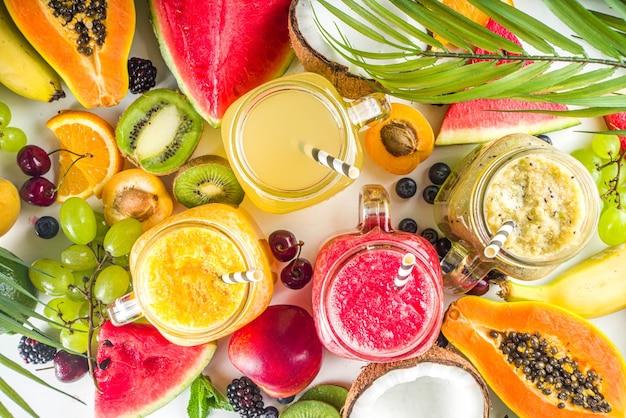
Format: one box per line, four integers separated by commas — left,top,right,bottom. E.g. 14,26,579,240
101,168,173,231
0,178,20,237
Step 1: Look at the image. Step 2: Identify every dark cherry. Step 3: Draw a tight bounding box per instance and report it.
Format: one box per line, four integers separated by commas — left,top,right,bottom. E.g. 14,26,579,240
433,237,452,260
16,145,51,176
53,350,89,383
280,258,313,289
268,229,303,262
19,176,57,206
466,278,490,296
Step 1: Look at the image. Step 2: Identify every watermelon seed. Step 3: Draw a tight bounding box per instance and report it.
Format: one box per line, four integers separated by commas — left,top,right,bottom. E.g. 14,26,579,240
99,358,111,370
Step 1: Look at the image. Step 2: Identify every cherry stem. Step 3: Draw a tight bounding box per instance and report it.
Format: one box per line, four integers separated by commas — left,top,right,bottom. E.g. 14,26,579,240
52,152,93,194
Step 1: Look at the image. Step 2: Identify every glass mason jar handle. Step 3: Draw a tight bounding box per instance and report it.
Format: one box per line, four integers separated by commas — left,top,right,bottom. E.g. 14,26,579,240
107,292,143,326
346,93,391,129
358,184,393,233
440,241,492,294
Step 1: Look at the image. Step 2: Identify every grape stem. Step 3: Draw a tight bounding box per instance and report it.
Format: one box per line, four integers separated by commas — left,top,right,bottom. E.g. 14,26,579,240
597,148,625,209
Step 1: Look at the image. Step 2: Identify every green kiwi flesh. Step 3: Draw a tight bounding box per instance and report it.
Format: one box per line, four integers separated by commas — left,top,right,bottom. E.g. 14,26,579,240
281,400,341,418
299,384,348,412
116,88,204,175
173,154,245,207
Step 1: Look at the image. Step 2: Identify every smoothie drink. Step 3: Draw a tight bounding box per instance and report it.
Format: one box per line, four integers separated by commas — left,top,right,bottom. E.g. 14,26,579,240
312,185,444,362
434,134,599,294
108,204,274,346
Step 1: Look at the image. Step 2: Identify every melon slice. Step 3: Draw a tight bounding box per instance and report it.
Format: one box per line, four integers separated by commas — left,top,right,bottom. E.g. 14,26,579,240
436,19,580,145
94,321,217,418
148,0,294,127
604,111,626,150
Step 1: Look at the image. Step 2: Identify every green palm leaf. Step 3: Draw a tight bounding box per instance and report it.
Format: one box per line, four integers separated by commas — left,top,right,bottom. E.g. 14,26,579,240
312,0,626,117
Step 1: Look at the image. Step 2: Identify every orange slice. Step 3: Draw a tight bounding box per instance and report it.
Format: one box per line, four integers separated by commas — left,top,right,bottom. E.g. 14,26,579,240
46,110,124,202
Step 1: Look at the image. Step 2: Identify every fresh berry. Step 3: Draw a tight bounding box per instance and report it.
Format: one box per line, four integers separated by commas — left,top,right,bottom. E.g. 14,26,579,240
398,218,418,233
54,350,89,383
16,145,51,176
34,216,60,239
277,395,295,404
19,176,57,206
422,184,439,204
227,376,267,418
395,177,417,198
263,406,280,417
420,227,439,245
280,258,313,289
268,229,302,262
128,57,157,94
428,162,451,185
17,336,57,364
466,278,490,296
434,237,452,260
435,332,449,348
535,134,552,145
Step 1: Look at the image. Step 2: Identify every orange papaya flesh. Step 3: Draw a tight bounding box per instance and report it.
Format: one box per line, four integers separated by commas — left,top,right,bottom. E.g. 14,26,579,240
441,296,626,418
4,0,135,108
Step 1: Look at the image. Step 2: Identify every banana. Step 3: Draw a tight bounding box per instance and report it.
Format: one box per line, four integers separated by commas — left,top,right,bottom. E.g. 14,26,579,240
493,244,626,318
0,2,65,102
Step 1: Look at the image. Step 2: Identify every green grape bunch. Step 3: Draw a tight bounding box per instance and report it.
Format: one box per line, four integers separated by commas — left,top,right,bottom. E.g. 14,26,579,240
571,134,626,246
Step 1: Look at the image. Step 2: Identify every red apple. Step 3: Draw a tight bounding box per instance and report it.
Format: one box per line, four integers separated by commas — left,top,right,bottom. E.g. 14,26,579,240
228,304,323,399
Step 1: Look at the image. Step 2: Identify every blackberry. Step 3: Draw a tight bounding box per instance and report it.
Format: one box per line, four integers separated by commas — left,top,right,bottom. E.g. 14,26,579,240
17,336,57,364
227,376,267,417
128,57,157,94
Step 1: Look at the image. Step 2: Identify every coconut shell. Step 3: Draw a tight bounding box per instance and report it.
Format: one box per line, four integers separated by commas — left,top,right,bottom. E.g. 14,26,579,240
288,0,383,100
343,344,491,418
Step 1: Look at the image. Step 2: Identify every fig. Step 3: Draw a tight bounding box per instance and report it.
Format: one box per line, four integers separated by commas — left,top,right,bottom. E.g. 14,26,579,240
228,304,323,399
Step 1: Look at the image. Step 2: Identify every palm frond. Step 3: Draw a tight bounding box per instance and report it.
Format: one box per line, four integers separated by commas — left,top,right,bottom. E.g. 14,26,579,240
312,0,626,116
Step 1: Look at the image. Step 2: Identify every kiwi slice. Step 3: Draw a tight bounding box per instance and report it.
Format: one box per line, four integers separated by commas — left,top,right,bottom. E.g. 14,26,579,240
299,384,348,411
116,88,204,175
173,155,245,207
281,400,341,418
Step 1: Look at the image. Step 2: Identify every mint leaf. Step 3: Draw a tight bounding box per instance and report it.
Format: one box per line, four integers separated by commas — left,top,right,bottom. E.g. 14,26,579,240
187,375,233,418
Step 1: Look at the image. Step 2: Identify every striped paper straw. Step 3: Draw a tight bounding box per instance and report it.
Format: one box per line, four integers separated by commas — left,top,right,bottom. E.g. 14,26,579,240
302,144,360,179
221,269,264,284
484,220,515,258
394,253,416,289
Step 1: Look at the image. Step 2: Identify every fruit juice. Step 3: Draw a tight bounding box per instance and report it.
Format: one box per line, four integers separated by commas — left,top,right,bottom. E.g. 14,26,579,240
115,204,273,346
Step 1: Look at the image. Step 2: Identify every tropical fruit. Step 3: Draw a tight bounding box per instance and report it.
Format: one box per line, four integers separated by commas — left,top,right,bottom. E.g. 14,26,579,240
436,19,580,145
3,0,135,108
46,111,124,202
441,296,626,418
0,178,20,237
94,320,217,418
149,0,294,127
0,248,37,335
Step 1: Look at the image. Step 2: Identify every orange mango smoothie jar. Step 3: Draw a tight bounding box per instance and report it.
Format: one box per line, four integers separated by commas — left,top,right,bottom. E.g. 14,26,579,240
107,204,274,346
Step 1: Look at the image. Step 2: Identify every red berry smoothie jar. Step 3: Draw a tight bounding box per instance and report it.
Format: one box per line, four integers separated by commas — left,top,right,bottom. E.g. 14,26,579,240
312,184,444,362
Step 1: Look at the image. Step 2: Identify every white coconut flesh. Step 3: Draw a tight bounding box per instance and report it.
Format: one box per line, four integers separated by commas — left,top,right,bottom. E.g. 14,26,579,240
349,362,485,418
293,0,428,78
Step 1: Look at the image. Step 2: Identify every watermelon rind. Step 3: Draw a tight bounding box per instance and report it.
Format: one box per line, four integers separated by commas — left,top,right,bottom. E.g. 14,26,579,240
148,0,294,128
94,321,217,418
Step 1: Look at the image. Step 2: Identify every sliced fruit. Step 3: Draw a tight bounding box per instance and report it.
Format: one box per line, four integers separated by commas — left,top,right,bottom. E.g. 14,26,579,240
172,155,245,208
299,384,348,411
0,248,37,335
364,103,434,175
441,296,626,418
282,400,341,418
94,320,217,418
604,111,626,150
0,178,20,237
116,89,204,175
101,168,173,230
46,110,124,202
148,0,294,127
4,0,135,108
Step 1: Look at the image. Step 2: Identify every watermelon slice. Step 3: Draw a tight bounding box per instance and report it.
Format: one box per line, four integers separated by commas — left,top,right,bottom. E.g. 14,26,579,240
149,0,294,127
94,321,217,418
604,111,626,150
436,19,580,145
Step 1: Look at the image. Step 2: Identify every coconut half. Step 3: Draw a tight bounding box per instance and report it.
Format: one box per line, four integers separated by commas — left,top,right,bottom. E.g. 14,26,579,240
343,345,490,418
288,0,428,99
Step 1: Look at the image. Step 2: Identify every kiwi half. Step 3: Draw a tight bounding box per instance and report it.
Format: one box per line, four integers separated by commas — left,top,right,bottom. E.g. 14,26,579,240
116,88,204,175
281,400,341,418
173,155,245,208
299,384,348,412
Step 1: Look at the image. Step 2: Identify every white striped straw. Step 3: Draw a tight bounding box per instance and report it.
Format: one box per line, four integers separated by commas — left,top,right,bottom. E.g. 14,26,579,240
221,269,264,284
302,144,360,179
394,253,416,289
484,220,515,258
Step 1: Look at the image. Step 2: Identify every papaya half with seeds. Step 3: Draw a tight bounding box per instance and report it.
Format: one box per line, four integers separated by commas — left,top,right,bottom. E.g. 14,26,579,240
441,296,626,418
4,0,135,108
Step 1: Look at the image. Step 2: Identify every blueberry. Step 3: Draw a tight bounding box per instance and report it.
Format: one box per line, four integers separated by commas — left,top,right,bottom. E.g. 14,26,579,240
398,218,418,233
264,406,280,417
420,228,439,245
422,185,440,204
34,216,59,239
428,162,452,185
434,237,452,260
277,395,295,404
395,177,417,199
535,134,552,145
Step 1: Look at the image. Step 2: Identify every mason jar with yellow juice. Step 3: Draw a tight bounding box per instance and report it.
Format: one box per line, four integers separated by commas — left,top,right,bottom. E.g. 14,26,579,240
107,204,274,346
